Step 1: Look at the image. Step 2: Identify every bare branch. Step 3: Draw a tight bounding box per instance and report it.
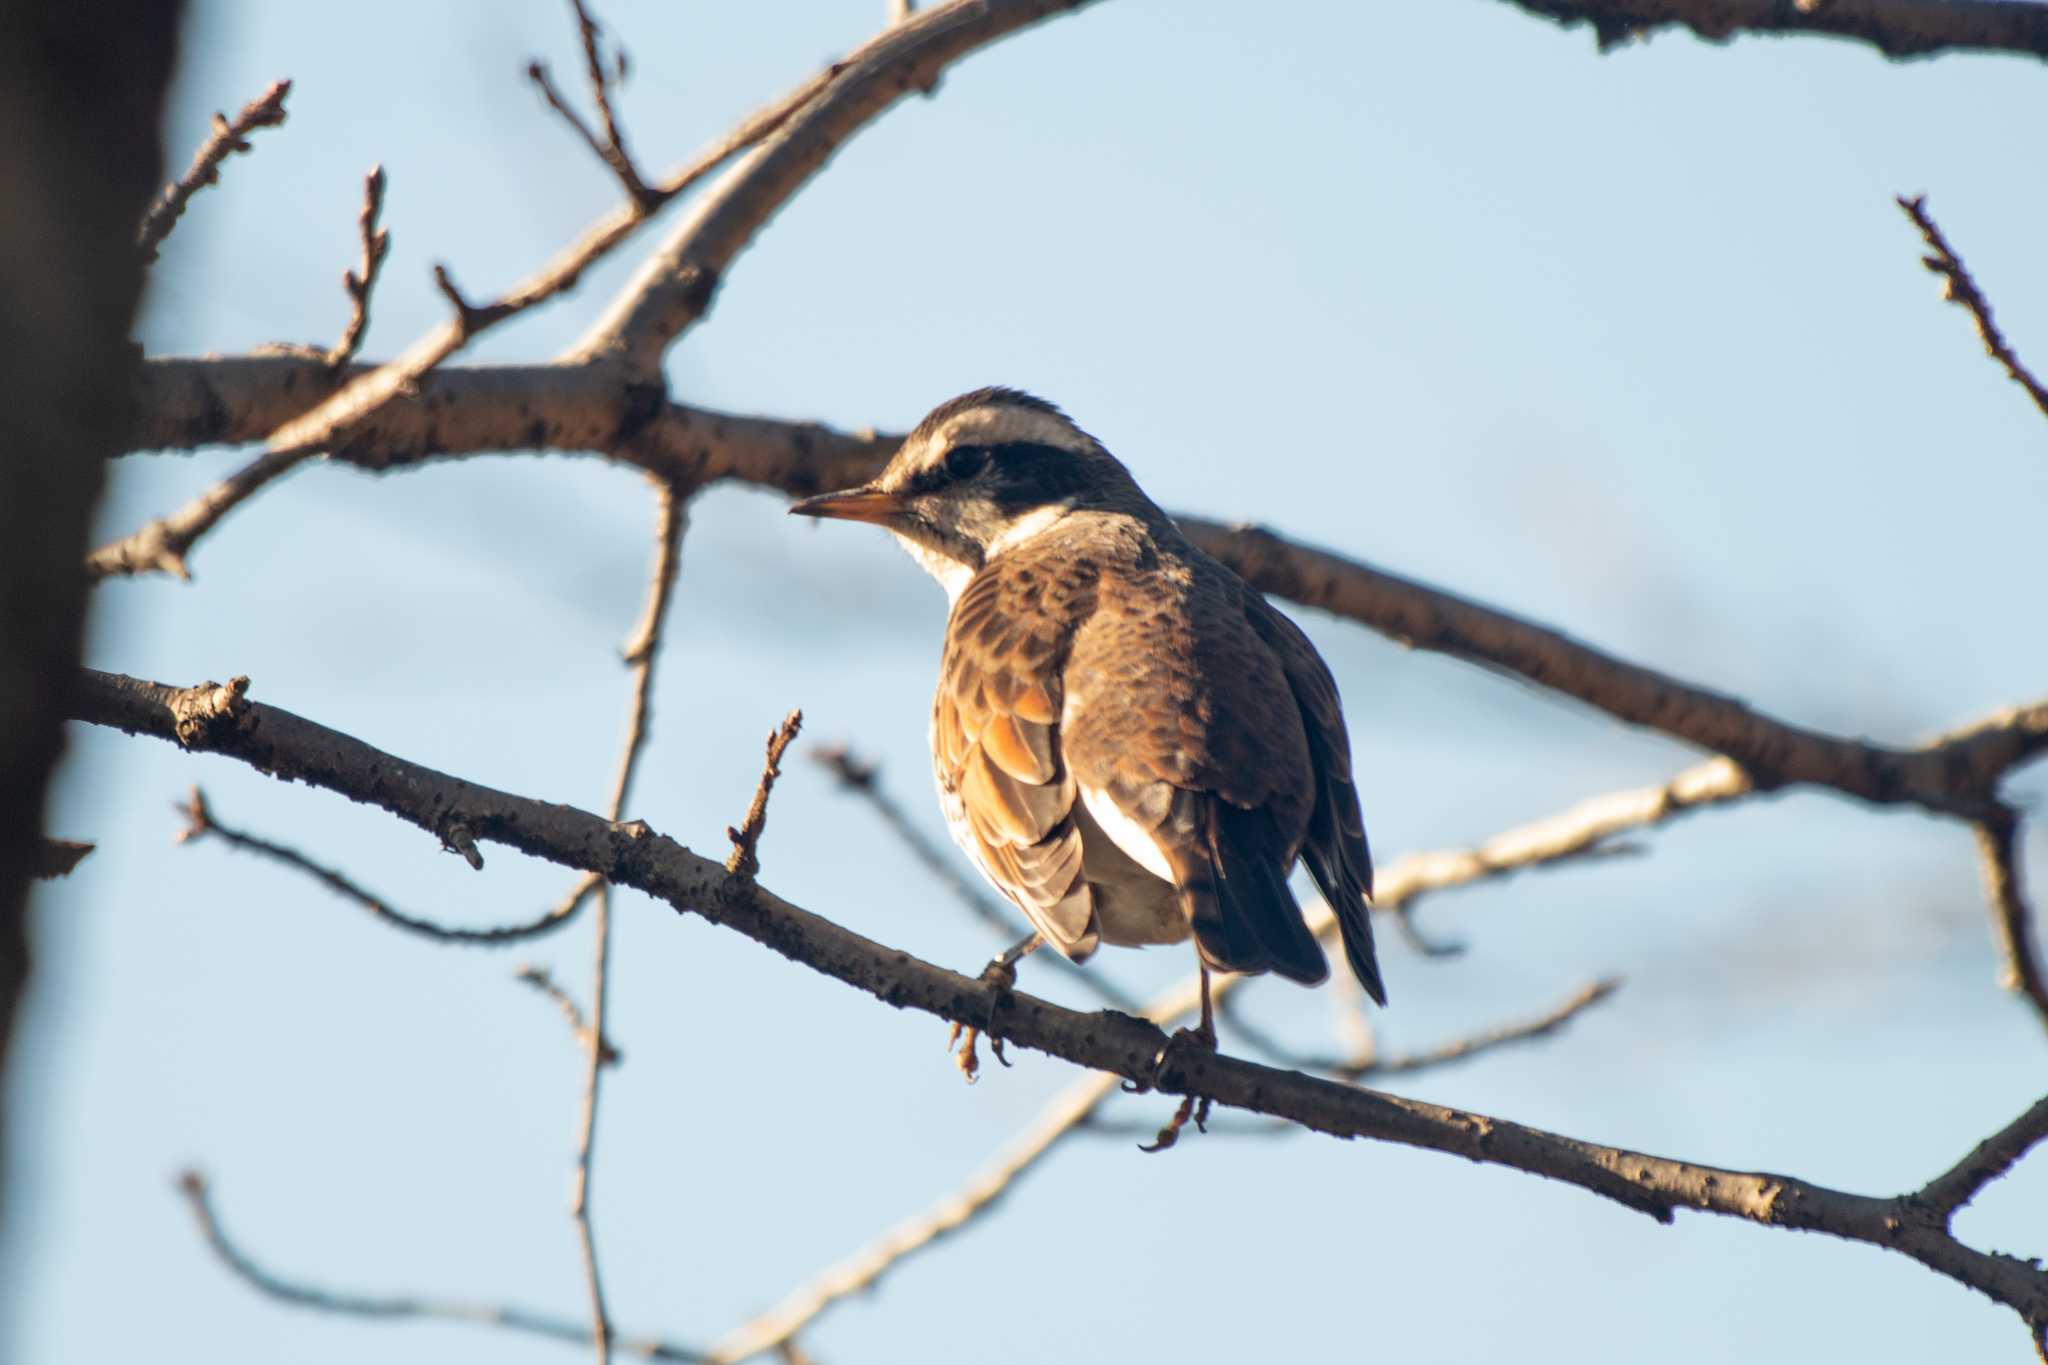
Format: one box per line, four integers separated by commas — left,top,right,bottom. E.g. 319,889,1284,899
1975,807,2048,1032
136,79,290,263
121,357,2048,822
1915,1094,2048,1226
328,166,390,369
811,743,1142,1012
250,30,853,470
1494,0,2048,62
175,1170,705,1360
529,0,656,210
570,0,1111,372
1897,194,2048,423
572,477,690,1365
172,786,596,944
86,448,306,581
30,838,93,880
728,711,804,878
73,669,2048,1351
710,1066,1124,1363
516,965,622,1066
1221,978,1620,1081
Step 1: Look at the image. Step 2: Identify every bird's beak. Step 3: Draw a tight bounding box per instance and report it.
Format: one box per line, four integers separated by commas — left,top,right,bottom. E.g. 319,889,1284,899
787,484,906,525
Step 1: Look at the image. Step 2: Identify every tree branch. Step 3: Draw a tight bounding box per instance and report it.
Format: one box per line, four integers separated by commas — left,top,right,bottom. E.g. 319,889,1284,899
568,0,1110,373
118,357,2048,821
136,79,290,263
573,477,690,1365
328,165,390,369
175,1170,704,1360
1975,807,2048,1033
528,0,657,211
69,668,2048,1350
516,964,622,1066
727,711,803,878
1897,193,2048,423
172,785,597,944
1492,0,2048,62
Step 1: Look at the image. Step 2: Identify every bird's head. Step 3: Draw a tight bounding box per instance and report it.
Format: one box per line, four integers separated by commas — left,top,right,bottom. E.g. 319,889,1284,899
789,388,1143,596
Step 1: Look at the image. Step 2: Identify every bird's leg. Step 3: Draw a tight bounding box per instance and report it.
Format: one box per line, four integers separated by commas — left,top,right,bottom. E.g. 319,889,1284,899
948,933,1042,1083
1137,964,1217,1153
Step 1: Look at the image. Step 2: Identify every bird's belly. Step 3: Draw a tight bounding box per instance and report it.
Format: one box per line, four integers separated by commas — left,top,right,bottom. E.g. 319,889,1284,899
1072,797,1188,948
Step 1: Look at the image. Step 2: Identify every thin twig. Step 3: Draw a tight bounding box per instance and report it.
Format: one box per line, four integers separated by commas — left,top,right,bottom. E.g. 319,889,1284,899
77,671,2048,1353
328,166,390,368
1118,981,1622,1126
728,712,804,878
174,1170,705,1360
1975,807,2048,1033
516,965,622,1066
254,32,843,469
87,449,308,581
137,80,291,262
172,786,596,944
810,743,1142,1012
1898,194,2048,422
529,0,657,210
574,479,690,1365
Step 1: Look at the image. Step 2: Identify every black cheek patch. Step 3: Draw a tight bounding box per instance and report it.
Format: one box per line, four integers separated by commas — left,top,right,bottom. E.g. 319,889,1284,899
988,442,1093,510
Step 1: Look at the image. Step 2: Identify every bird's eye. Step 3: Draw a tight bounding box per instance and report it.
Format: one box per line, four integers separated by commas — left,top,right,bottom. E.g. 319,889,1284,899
943,445,988,479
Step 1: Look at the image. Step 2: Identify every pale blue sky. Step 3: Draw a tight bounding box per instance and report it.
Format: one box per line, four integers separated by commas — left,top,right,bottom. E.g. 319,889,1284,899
12,2,2048,1361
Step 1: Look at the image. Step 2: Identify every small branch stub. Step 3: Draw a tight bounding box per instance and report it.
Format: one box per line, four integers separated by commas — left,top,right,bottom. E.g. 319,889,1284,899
137,79,292,262
727,710,803,877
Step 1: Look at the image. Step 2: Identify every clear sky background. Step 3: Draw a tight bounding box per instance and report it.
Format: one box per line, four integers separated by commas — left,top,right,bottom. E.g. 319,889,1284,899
12,1,2048,1361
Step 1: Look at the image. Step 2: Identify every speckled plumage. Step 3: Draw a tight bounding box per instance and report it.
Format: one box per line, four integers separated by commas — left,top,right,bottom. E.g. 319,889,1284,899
792,388,1385,1006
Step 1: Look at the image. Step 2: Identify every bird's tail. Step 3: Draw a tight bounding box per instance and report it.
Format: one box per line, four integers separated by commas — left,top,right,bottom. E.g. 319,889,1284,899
1179,801,1329,987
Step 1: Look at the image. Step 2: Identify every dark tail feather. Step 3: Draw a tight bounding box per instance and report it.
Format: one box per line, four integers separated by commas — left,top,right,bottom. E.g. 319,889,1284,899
1299,781,1386,1005
1183,803,1329,986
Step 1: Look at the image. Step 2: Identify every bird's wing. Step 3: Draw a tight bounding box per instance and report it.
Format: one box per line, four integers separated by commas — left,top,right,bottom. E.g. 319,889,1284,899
1243,595,1385,1005
933,567,1098,958
1061,563,1329,985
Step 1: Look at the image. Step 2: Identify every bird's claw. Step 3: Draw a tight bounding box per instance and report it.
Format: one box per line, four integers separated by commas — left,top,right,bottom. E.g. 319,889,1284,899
945,953,1022,1084
945,1020,1008,1083
1135,1024,1217,1154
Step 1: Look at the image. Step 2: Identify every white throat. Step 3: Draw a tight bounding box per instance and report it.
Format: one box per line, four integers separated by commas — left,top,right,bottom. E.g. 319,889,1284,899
987,501,1073,559
891,501,1075,605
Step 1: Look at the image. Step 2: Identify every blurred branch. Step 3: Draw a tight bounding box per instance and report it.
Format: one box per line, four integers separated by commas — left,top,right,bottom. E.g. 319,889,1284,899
136,79,290,263
529,0,657,210
30,839,93,880
811,743,1142,1012
516,965,622,1066
573,477,691,1365
1494,0,2048,61
1897,194,2048,423
1976,807,2048,1033
1221,978,1621,1082
74,668,2048,1353
175,1170,705,1360
328,166,390,369
172,786,597,944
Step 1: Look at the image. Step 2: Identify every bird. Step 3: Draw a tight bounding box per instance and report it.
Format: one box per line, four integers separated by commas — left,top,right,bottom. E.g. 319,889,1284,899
791,388,1383,1135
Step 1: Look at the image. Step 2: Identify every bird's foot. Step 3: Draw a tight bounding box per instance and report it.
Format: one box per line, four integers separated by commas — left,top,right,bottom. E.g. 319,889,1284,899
1135,1024,1216,1154
945,953,1022,1084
